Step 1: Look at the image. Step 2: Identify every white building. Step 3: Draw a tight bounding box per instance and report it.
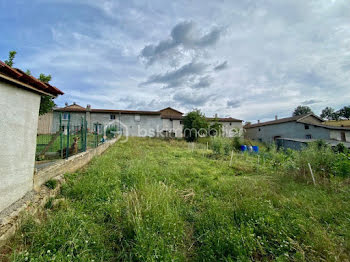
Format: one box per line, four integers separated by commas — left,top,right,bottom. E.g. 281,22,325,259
39,104,243,138
0,60,63,213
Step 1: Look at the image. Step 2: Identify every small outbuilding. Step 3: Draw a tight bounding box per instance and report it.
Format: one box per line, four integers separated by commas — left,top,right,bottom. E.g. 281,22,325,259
0,60,63,213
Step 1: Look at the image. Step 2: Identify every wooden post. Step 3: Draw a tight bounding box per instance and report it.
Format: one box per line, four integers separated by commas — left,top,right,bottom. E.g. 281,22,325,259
229,150,234,166
257,155,260,165
308,163,316,185
207,142,209,151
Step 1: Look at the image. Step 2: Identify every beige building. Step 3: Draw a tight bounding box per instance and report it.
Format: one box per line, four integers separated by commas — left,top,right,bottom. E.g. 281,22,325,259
0,60,63,213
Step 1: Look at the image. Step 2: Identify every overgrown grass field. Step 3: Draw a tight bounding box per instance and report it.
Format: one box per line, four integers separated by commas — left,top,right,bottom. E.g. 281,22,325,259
2,138,350,261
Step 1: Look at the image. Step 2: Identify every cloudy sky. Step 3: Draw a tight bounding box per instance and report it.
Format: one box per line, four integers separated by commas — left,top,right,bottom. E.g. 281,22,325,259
1,0,349,122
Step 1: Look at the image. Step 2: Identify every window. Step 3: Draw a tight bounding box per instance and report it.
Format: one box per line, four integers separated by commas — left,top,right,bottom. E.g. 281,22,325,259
258,128,261,131
304,124,309,130
135,114,140,122
110,114,116,120
62,113,69,120
306,134,312,139
229,123,232,126
180,121,183,125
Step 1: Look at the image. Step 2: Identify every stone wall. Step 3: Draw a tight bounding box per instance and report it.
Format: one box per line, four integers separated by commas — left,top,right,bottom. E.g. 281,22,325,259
0,138,117,247
33,138,117,191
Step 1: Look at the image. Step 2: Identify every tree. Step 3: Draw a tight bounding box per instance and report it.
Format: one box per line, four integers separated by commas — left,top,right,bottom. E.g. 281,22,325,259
209,119,222,136
338,106,350,120
4,51,17,67
293,105,313,116
320,107,339,120
3,51,56,115
38,73,56,115
183,110,209,142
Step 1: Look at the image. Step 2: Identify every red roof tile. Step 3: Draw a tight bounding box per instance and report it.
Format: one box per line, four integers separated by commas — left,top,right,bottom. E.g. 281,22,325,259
0,60,63,96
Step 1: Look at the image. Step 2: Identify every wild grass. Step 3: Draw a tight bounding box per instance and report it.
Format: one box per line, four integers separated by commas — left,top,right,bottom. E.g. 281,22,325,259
2,137,350,261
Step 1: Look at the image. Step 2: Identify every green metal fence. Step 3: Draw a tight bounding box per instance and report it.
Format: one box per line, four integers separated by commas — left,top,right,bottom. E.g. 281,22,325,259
36,112,109,161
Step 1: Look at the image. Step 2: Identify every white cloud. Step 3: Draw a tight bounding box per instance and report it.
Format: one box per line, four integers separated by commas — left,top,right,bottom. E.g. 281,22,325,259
12,0,350,122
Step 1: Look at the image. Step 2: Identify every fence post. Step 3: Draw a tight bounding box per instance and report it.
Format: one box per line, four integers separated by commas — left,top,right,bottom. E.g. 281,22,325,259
80,117,84,152
85,118,87,150
60,113,63,158
308,163,316,185
95,123,98,148
229,150,234,166
66,113,70,159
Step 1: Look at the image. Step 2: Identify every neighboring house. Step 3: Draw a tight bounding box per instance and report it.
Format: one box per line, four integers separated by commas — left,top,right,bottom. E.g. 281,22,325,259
39,104,243,138
0,60,63,213
323,119,350,128
244,114,350,144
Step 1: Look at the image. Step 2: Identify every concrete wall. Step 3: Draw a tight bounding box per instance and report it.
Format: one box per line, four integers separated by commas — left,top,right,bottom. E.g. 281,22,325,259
33,138,117,191
218,122,243,137
0,80,41,213
52,111,85,133
245,121,331,143
330,130,350,142
90,113,163,137
162,119,183,138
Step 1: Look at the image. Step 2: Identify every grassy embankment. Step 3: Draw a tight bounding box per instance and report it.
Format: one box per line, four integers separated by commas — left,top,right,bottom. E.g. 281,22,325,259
2,137,350,261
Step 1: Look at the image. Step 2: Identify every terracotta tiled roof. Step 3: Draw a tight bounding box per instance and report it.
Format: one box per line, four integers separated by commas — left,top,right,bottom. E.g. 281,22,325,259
244,115,304,128
0,60,63,96
159,107,184,114
55,104,161,115
206,117,243,122
244,114,325,128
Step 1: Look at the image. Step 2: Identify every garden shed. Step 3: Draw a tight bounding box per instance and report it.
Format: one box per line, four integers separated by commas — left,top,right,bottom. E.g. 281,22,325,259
0,60,63,213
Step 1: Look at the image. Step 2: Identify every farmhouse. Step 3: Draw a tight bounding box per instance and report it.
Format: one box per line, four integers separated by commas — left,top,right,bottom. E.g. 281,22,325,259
0,60,63,213
244,113,350,145
38,103,243,138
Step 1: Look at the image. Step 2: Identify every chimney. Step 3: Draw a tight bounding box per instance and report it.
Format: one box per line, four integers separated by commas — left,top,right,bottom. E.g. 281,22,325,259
214,113,218,118
258,120,260,123
73,102,76,105
275,115,278,120
65,102,68,107
86,104,91,111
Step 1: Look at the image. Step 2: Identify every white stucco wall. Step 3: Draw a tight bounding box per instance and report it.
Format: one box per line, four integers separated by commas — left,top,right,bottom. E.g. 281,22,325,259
90,113,163,137
0,80,41,213
219,122,243,137
162,119,183,138
330,130,350,142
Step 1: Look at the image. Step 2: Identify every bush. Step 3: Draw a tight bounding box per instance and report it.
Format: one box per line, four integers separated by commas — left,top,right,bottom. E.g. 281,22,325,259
45,179,57,189
211,137,223,154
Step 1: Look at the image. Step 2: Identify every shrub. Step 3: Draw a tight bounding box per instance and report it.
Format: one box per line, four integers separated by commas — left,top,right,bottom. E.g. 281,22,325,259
232,136,242,151
45,179,57,189
334,159,350,177
293,141,338,180
211,137,223,154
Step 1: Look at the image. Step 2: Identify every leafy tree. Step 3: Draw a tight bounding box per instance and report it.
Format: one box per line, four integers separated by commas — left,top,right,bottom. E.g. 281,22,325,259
38,73,56,115
209,119,222,136
320,107,339,120
293,105,313,116
338,106,350,120
4,51,17,67
3,51,56,115
183,110,209,142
